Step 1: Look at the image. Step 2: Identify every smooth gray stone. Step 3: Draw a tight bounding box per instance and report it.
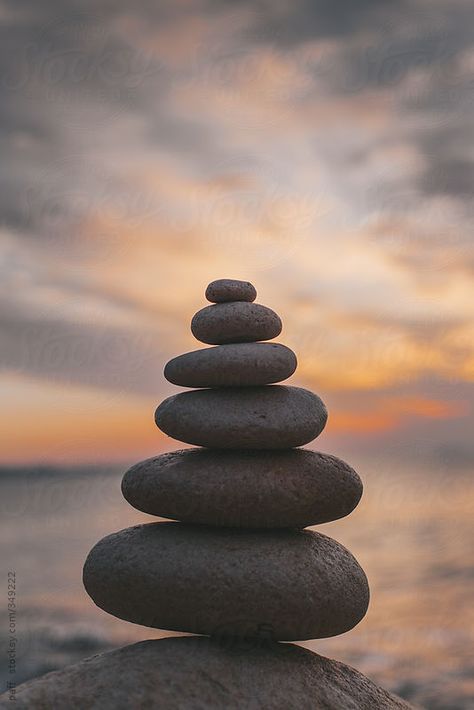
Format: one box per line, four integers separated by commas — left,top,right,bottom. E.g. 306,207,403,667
191,302,282,345
155,385,327,449
206,278,257,303
122,449,363,528
164,342,297,387
83,523,370,641
2,637,415,710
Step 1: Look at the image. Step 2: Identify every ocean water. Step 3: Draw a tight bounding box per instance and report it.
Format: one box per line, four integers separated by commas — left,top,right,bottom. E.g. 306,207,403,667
1,453,473,709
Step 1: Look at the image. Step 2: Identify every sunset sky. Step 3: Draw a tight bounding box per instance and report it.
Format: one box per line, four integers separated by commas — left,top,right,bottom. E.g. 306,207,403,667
1,0,473,464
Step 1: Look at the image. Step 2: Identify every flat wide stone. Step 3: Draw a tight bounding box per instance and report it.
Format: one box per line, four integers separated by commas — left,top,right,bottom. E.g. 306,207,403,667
155,385,327,449
191,302,282,344
122,449,363,527
83,523,370,641
164,342,297,387
2,637,414,710
206,278,257,303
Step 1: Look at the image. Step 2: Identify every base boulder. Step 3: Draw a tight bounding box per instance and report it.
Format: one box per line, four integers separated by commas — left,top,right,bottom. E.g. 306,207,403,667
0,637,415,710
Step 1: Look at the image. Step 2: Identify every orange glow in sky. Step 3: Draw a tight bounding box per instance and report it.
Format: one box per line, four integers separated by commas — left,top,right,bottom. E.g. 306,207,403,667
0,2,473,464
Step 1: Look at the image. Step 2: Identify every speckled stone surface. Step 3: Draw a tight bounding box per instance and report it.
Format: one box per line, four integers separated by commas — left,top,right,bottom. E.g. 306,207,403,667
164,342,297,388
83,523,369,640
205,278,257,303
122,449,362,528
191,302,282,344
155,385,327,449
1,637,415,710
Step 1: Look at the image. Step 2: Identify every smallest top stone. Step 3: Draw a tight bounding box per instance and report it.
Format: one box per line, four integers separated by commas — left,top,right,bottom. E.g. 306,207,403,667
206,279,257,303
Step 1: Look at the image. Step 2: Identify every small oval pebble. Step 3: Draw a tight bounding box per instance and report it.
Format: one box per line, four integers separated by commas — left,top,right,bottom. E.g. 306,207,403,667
122,449,362,527
191,302,282,345
164,343,297,387
206,278,257,303
155,385,327,449
83,523,370,641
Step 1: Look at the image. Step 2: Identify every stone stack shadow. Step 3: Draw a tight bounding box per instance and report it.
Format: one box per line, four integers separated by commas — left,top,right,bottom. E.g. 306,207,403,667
83,279,370,644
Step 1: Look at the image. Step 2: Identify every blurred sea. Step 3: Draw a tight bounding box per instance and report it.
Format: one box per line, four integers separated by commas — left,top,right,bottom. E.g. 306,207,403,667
1,453,473,709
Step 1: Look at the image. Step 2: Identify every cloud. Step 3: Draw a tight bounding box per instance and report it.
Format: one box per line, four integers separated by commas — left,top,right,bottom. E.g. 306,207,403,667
0,297,165,396
244,0,405,46
327,395,467,436
0,0,473,461
422,157,473,197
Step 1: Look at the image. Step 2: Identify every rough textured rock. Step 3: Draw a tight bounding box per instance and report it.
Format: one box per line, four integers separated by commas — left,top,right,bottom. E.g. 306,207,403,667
155,385,328,449
191,302,282,344
83,523,369,641
0,637,415,710
122,449,362,528
164,342,297,388
206,278,257,303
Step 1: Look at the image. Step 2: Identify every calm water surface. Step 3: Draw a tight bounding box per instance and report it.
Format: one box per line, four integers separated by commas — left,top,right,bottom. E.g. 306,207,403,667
1,453,473,709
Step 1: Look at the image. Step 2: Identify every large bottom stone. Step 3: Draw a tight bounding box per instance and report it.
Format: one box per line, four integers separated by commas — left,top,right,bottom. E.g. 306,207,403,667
121,448,363,527
0,637,415,709
83,523,369,641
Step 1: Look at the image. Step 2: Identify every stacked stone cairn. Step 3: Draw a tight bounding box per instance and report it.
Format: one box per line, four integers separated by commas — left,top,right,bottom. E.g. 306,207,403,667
84,278,370,644
3,280,414,708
